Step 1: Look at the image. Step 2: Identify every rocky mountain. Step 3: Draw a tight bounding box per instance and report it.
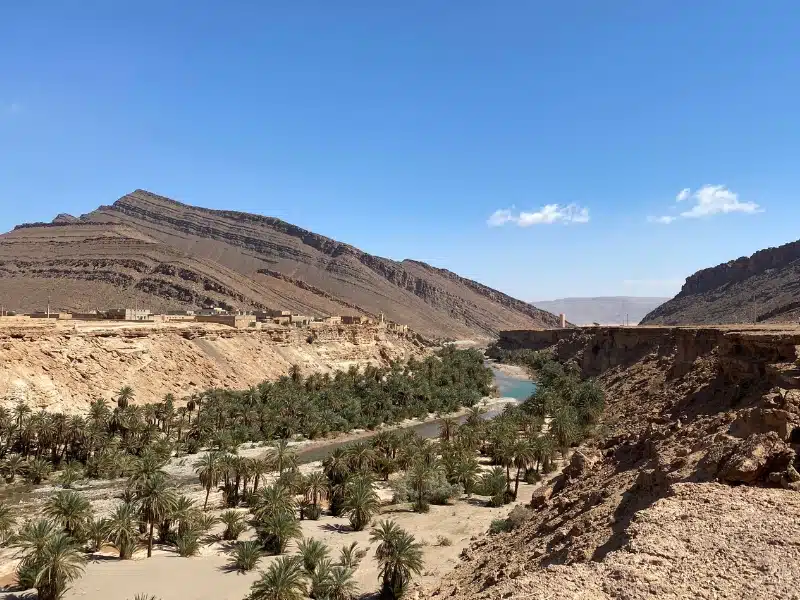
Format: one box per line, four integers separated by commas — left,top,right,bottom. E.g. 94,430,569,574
533,296,669,325
641,239,800,325
0,189,561,338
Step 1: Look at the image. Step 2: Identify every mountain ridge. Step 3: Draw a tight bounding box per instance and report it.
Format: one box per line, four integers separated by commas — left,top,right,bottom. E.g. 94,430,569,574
641,238,800,325
0,189,561,338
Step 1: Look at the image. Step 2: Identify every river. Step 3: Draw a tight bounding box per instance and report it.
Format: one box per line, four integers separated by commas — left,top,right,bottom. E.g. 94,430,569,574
296,361,535,463
0,362,536,502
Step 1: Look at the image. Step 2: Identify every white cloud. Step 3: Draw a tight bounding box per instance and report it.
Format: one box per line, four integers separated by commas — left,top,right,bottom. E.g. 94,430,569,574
646,215,676,225
486,209,515,227
649,185,761,224
487,203,590,227
679,185,760,218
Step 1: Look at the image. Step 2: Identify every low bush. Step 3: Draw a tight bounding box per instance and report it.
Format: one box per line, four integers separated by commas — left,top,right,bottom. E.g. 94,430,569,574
489,519,512,534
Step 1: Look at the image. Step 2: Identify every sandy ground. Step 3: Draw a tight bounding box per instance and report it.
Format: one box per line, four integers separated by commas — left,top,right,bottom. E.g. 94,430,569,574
0,395,519,587
489,362,530,379
61,476,543,600
0,460,546,600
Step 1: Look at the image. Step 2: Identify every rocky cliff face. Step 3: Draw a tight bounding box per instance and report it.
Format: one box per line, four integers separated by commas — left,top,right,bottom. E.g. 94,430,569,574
435,325,800,599
641,239,800,325
0,319,425,413
0,189,561,339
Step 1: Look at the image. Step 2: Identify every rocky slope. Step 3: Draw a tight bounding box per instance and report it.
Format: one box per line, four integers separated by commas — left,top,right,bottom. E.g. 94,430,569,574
641,239,800,325
0,319,425,413
0,190,561,339
431,325,800,599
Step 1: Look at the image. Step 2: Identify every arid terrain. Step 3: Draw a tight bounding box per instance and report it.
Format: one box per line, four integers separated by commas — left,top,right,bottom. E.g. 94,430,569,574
642,237,800,325
431,325,800,599
0,317,426,412
0,189,562,339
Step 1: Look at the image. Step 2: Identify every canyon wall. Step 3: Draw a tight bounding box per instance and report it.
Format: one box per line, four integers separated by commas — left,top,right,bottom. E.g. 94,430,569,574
640,238,800,325
438,325,800,599
0,319,426,413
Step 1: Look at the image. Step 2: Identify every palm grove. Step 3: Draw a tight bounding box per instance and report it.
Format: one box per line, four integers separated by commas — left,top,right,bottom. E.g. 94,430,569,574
0,346,604,600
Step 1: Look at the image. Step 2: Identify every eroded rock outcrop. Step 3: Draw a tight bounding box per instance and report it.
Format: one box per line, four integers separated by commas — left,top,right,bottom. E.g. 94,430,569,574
429,326,800,600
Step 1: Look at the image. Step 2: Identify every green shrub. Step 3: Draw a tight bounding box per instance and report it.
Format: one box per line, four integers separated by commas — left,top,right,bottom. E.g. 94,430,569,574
435,535,452,547
489,519,512,534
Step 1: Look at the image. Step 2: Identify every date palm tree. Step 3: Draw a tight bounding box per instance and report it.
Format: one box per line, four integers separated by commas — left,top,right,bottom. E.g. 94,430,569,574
370,520,423,600
0,502,15,544
25,457,52,484
231,540,262,573
117,386,135,410
550,404,579,454
258,511,301,555
346,442,376,473
322,447,349,516
406,460,436,513
337,541,366,570
302,471,328,514
248,555,307,600
297,537,330,574
511,439,536,497
43,490,92,538
252,484,296,521
194,452,223,510
85,517,108,553
343,476,380,531
27,531,86,600
273,439,297,475
58,461,84,489
451,454,480,496
326,566,358,600
107,501,140,559
136,473,177,558
170,495,196,537
438,417,458,443
2,454,25,483
220,510,247,541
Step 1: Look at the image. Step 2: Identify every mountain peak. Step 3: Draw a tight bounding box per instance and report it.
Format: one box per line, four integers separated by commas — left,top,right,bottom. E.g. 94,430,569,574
0,190,561,337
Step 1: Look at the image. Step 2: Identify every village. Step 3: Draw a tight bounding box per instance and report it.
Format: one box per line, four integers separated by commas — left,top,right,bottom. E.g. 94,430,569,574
0,305,410,333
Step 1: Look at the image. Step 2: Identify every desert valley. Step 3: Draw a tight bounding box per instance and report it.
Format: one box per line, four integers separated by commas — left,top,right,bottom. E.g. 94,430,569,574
1,192,800,600
3,5,799,598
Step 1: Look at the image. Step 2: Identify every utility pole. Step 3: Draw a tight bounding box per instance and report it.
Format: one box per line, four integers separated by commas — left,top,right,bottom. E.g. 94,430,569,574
47,295,51,319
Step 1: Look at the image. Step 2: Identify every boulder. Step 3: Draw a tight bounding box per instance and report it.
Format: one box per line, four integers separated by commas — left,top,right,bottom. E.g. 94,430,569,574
530,485,554,510
717,432,796,484
564,450,600,479
729,407,796,440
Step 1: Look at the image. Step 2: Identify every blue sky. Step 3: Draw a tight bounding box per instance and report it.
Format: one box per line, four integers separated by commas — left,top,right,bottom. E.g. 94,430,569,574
2,2,799,301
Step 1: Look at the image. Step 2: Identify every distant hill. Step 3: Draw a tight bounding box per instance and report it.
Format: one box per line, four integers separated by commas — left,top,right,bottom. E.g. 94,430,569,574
533,297,670,325
641,239,800,325
0,189,562,339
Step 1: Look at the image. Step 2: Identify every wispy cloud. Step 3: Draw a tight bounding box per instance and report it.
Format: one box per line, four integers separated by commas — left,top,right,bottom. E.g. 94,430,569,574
648,185,761,224
2,102,22,117
487,204,590,227
646,215,676,225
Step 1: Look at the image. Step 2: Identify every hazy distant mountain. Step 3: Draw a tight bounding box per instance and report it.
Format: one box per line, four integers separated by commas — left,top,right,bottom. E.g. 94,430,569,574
533,297,670,325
